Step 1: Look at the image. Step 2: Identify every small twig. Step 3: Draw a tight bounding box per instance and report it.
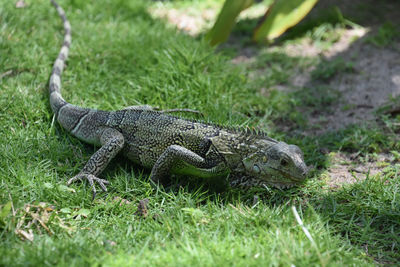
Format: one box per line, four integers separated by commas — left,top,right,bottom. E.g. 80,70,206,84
50,114,56,134
251,195,259,209
291,206,325,267
384,106,400,116
229,203,247,216
4,184,16,216
135,198,149,218
356,104,373,109
15,229,34,242
0,70,13,79
8,192,16,216
30,212,52,236
0,68,32,80
292,206,316,245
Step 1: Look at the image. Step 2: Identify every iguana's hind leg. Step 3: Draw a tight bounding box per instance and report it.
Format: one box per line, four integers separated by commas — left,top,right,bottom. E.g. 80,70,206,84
67,128,125,199
150,145,228,185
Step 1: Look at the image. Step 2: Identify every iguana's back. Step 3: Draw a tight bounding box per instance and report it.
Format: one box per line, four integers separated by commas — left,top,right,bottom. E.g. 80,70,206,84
117,110,220,169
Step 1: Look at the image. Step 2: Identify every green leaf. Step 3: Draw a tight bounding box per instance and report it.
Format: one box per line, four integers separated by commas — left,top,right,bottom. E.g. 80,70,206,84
73,208,90,220
182,207,204,220
76,208,90,217
60,208,72,214
0,202,12,226
206,0,254,46
253,0,318,42
43,182,54,189
58,184,76,193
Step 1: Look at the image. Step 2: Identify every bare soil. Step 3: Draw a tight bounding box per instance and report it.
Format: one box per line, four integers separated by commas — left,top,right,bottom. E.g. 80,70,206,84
283,32,400,135
324,152,396,188
149,6,216,36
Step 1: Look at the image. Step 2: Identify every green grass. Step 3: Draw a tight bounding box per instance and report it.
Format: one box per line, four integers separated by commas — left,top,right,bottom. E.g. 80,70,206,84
365,22,399,47
1,0,399,266
311,57,355,81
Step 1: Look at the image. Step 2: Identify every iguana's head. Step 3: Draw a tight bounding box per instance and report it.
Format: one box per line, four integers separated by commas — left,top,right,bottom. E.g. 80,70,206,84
211,130,308,189
241,140,308,188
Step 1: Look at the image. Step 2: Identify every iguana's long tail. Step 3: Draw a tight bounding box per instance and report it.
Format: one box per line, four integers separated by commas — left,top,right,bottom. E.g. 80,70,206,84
49,0,71,117
49,1,100,141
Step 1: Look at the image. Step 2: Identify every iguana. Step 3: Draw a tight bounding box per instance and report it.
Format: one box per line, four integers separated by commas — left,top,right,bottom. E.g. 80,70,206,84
49,0,308,199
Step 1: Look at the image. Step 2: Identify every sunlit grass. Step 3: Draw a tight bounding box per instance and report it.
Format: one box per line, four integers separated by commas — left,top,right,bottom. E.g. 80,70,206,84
0,0,399,266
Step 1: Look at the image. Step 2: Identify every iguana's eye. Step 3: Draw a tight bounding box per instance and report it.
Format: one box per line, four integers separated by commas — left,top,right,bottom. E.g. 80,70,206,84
280,159,289,167
262,156,268,163
253,164,260,173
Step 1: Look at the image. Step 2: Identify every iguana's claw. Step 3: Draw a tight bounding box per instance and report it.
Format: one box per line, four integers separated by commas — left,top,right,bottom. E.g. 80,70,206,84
67,173,109,200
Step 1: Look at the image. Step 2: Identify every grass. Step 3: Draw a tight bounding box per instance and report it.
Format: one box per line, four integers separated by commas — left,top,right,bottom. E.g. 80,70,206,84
311,57,354,81
1,0,399,266
365,22,399,47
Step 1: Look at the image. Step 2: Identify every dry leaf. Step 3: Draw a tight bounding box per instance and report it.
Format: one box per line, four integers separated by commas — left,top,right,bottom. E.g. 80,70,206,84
135,198,149,218
113,196,131,206
14,202,75,240
15,229,34,241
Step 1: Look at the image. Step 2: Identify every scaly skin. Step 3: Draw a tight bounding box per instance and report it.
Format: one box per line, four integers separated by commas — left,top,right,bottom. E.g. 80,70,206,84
49,0,308,198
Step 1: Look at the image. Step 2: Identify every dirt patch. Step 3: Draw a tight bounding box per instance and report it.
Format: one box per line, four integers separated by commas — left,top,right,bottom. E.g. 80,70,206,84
280,0,400,135
324,152,396,188
296,39,400,135
149,2,266,37
149,6,216,36
244,27,400,135
284,28,368,58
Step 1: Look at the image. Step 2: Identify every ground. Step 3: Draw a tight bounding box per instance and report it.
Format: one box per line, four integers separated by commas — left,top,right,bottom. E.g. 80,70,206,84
0,0,399,266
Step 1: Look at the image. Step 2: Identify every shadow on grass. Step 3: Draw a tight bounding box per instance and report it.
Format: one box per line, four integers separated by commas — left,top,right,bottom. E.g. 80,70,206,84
313,180,400,264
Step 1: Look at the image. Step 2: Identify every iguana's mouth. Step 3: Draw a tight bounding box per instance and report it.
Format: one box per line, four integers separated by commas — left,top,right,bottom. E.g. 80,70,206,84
266,167,306,183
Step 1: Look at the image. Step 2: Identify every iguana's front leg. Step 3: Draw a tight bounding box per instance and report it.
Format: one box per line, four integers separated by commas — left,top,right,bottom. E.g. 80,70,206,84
150,145,229,185
67,128,125,199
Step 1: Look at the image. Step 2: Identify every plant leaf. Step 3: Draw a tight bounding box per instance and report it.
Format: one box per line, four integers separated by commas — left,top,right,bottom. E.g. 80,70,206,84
206,0,254,46
253,0,318,42
0,202,12,225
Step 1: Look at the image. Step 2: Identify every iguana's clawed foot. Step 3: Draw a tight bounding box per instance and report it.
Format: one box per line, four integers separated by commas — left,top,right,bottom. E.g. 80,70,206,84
67,173,109,200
